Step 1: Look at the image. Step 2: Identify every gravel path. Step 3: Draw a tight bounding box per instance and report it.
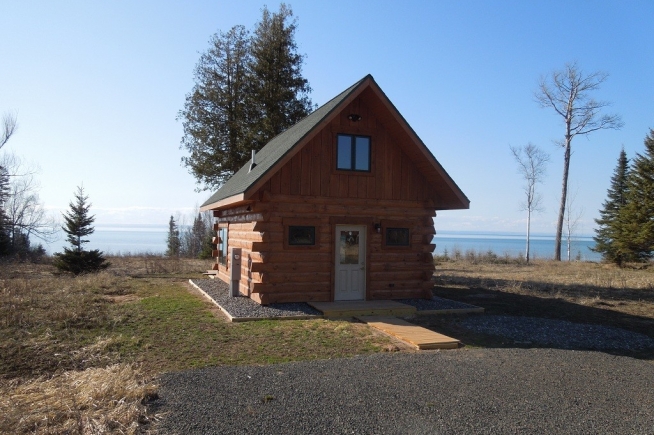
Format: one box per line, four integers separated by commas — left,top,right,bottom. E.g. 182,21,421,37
455,315,654,351
192,279,481,319
191,279,321,319
152,349,654,434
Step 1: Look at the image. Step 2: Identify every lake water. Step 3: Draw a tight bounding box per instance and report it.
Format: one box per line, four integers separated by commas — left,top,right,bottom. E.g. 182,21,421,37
42,225,600,261
45,224,169,255
433,230,600,262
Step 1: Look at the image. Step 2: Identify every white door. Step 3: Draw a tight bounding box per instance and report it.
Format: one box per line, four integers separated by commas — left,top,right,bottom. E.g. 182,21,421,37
334,225,366,301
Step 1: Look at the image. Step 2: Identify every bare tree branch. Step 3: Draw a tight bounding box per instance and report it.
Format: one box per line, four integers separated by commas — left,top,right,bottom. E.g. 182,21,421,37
1,112,18,149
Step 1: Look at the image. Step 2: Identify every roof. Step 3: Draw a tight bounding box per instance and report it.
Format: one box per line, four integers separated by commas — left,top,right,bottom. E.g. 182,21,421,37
200,74,469,211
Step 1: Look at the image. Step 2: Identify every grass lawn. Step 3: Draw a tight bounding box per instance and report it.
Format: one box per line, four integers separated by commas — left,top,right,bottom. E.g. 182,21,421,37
2,255,653,434
0,256,393,434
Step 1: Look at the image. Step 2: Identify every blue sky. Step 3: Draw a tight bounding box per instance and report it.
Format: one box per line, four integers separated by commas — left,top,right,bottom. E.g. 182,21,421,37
2,0,653,237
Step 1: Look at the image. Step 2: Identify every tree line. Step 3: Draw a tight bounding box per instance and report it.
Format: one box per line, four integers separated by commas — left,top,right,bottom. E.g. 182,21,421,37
165,212,215,259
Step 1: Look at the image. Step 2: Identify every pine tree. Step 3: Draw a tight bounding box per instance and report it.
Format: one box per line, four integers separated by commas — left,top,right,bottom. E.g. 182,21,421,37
247,4,313,149
179,4,313,191
53,186,109,274
592,148,630,264
615,130,654,262
166,215,181,257
179,25,251,191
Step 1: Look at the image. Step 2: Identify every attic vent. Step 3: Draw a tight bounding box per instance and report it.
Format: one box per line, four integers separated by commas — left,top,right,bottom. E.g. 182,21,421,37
248,150,257,172
348,114,362,122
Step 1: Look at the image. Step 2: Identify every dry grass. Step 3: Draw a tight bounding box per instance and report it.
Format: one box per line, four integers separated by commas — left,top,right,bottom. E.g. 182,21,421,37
0,255,393,434
0,364,157,435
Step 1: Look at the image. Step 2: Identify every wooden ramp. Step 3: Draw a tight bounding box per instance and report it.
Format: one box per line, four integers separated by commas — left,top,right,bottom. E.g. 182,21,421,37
356,316,460,350
308,300,416,318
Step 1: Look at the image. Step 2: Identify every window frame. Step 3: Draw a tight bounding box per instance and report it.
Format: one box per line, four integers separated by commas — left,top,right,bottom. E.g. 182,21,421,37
217,225,228,266
381,220,412,250
336,134,372,172
283,218,321,250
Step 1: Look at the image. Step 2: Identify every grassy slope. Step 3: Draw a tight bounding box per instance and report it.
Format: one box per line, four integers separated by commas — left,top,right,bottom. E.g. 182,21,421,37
0,257,392,434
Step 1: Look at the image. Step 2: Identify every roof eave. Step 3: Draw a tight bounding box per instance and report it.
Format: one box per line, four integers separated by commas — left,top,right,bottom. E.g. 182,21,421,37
199,193,248,212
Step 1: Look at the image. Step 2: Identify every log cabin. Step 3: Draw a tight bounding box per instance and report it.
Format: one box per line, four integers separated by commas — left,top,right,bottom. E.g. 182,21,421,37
199,74,469,305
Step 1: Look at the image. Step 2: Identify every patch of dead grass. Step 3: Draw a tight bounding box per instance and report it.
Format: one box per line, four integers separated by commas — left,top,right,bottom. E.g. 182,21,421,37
0,363,157,435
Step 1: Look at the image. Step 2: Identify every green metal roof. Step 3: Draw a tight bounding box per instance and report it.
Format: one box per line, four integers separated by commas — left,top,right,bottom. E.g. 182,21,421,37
200,75,369,209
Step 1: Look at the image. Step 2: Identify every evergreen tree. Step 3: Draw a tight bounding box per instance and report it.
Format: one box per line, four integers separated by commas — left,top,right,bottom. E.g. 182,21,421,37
179,25,251,191
53,186,109,274
179,4,313,191
592,148,630,264
615,130,654,262
247,4,313,149
166,215,181,257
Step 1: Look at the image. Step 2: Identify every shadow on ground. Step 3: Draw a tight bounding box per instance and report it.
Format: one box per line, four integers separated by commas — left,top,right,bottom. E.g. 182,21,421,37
410,277,654,360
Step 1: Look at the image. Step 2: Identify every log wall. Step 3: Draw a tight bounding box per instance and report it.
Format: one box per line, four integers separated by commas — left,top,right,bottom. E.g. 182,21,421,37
211,93,441,304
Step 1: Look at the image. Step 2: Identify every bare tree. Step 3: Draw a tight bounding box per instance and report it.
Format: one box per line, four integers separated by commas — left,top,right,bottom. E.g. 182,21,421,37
536,62,623,260
1,153,57,251
564,188,584,261
511,143,549,263
1,112,17,149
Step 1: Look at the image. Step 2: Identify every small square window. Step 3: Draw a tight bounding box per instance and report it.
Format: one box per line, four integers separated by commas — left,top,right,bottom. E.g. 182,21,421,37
385,227,410,246
288,226,316,246
337,134,370,171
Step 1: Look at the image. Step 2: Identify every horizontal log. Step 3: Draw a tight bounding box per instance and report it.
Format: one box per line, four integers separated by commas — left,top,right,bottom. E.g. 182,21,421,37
369,279,425,291
227,231,264,242
369,270,430,281
229,222,258,231
250,261,331,274
258,251,332,264
251,282,331,294
261,271,331,284
369,262,434,272
370,252,427,263
258,291,330,305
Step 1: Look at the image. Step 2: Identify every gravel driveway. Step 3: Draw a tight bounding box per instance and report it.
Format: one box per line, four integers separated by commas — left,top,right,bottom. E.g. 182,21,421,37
152,349,654,434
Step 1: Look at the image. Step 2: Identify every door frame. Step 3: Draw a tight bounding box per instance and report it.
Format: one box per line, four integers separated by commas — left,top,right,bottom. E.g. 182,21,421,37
329,217,373,302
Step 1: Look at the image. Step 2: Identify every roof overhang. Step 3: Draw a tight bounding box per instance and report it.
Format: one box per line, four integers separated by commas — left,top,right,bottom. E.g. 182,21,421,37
199,193,248,211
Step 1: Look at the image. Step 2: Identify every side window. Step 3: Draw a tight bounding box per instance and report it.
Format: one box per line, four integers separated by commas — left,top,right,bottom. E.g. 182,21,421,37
218,226,228,265
283,218,321,249
385,227,410,246
381,220,411,249
337,134,371,171
288,226,316,246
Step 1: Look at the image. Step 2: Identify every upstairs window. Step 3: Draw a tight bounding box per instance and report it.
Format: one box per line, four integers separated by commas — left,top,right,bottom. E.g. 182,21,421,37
337,134,371,171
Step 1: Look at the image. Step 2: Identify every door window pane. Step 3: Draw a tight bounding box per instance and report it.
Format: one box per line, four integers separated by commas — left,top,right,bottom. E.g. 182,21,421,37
339,230,359,264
